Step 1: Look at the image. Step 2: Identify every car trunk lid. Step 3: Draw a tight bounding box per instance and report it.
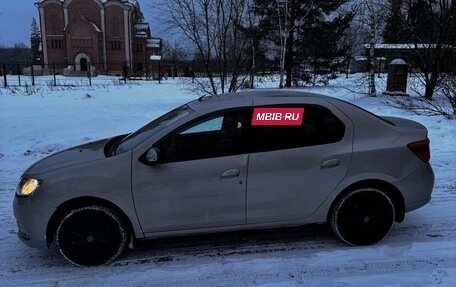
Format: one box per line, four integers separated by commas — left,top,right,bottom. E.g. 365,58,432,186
382,116,430,163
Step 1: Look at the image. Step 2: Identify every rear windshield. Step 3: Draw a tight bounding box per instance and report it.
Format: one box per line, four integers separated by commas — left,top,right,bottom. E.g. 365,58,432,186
334,99,395,126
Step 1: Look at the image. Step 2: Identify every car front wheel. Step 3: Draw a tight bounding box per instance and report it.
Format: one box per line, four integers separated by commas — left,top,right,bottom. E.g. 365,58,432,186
55,205,128,266
331,188,395,246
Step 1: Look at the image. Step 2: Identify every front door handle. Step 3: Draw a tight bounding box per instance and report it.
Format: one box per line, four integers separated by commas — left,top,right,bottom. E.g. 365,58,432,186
220,169,240,179
321,159,340,169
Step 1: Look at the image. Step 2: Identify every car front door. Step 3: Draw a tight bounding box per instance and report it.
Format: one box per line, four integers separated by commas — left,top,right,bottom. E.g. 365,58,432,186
246,99,353,224
132,108,251,235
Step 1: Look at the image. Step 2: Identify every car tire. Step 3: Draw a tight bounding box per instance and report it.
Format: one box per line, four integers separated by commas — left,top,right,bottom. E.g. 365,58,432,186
330,188,395,246
55,205,128,266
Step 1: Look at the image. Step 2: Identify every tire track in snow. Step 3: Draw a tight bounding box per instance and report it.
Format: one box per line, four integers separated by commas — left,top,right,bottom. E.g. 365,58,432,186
107,254,456,287
109,218,456,268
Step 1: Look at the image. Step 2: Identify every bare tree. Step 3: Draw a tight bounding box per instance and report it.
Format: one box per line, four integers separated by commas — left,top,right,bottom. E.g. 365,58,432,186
386,74,456,118
275,0,289,88
246,7,260,89
238,2,266,89
340,18,368,79
161,40,190,62
406,0,455,100
158,0,251,95
381,0,455,100
441,75,456,117
351,0,383,96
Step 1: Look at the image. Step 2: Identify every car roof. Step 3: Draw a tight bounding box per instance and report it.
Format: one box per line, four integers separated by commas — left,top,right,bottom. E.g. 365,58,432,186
187,89,332,111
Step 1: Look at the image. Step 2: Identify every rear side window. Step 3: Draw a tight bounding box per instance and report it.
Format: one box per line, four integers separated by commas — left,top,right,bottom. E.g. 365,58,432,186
250,105,345,152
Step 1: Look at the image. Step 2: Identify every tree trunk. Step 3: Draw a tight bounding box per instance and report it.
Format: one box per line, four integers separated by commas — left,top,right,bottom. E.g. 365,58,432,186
368,0,377,96
425,72,438,100
279,35,285,89
284,1,296,88
285,31,294,87
229,73,238,93
423,3,450,101
344,52,350,79
277,0,286,89
250,45,255,89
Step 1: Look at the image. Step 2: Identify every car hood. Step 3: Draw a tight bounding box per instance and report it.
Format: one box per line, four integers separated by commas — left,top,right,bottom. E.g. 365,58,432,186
24,138,110,176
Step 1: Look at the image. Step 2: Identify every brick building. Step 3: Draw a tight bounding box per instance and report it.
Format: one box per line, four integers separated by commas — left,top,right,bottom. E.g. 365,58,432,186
35,0,162,75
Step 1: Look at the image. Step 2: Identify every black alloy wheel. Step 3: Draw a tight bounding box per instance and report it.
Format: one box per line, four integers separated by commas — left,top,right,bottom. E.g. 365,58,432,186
331,188,395,246
55,205,128,266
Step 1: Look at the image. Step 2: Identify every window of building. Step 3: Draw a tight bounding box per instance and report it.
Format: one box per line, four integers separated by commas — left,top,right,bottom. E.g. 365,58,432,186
49,39,63,49
51,15,59,35
112,17,120,37
111,41,122,50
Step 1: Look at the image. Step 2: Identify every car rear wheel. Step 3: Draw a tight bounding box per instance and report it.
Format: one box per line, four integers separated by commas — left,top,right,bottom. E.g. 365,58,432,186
330,188,395,246
55,205,128,266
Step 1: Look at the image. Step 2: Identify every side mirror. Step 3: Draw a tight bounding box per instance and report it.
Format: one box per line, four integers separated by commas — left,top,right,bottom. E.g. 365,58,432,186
140,148,160,165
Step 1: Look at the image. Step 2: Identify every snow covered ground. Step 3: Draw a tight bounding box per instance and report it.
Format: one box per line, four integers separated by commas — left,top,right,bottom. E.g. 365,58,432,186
0,74,455,286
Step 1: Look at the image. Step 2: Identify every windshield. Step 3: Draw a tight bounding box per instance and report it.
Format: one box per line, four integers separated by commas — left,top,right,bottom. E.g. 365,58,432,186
116,104,193,154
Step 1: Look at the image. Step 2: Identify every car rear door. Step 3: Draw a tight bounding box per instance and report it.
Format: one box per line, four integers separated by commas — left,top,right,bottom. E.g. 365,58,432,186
246,97,353,224
132,108,251,235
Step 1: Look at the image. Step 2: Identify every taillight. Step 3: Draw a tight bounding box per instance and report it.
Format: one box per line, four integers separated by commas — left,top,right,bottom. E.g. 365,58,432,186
407,139,430,163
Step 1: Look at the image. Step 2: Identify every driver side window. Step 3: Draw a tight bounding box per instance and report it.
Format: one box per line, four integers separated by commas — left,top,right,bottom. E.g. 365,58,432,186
180,116,223,134
155,108,250,163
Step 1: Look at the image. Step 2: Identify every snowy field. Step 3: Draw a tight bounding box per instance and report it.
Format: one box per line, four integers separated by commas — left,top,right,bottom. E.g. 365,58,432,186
0,74,455,286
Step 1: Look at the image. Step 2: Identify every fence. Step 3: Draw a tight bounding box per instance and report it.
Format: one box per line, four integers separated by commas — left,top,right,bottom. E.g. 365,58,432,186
1,61,160,88
1,59,280,88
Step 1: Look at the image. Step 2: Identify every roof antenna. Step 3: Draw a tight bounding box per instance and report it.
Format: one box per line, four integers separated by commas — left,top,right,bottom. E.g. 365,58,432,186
198,94,211,101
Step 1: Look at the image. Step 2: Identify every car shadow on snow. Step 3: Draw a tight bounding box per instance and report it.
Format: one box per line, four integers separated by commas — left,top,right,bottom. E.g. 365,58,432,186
112,223,341,266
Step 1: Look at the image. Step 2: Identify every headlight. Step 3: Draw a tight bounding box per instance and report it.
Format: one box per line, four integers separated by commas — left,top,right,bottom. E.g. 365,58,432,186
17,178,41,197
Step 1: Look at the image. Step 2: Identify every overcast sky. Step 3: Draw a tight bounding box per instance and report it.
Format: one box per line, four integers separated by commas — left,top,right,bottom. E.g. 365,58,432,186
0,0,163,47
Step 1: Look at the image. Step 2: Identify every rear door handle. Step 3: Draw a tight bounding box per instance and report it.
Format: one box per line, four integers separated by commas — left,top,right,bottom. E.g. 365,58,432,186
220,169,240,179
321,159,340,169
